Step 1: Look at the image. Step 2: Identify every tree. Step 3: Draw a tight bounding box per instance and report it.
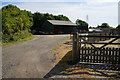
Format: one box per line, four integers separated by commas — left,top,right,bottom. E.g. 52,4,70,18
116,25,120,29
30,12,44,32
76,19,88,31
44,13,55,20
97,23,110,28
54,15,69,21
2,5,33,42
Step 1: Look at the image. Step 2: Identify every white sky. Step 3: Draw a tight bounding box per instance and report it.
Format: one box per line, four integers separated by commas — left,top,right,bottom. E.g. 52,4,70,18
1,0,120,27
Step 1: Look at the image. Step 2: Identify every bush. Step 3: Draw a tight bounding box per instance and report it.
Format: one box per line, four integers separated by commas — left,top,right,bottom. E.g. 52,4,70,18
2,31,32,43
2,5,33,43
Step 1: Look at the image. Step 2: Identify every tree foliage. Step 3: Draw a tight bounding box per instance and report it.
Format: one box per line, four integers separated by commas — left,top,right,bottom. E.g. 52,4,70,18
2,4,71,42
76,19,88,31
116,25,120,29
2,5,33,42
97,23,110,28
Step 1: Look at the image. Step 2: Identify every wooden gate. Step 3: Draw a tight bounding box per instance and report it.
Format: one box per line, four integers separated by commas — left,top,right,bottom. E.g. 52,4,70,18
72,32,120,65
80,47,120,64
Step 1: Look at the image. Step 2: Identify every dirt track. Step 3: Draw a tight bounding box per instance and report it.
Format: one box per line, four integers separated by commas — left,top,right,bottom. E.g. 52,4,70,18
2,35,69,78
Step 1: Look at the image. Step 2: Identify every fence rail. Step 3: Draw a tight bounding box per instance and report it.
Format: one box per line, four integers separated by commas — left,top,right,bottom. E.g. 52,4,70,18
81,42,120,45
79,35,120,38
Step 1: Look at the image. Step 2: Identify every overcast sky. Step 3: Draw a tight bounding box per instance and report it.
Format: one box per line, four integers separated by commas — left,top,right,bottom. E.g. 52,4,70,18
1,0,120,27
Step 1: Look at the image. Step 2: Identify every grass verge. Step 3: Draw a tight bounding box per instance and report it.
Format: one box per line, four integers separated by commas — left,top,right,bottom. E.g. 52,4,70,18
51,39,72,64
2,36,34,47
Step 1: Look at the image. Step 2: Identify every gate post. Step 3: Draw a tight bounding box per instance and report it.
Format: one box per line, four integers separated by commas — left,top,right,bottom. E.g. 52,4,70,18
118,39,120,48
72,32,80,63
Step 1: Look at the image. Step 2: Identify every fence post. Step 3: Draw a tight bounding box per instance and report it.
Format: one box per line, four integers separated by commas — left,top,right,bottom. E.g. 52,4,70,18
118,39,120,48
72,32,80,63
119,48,120,64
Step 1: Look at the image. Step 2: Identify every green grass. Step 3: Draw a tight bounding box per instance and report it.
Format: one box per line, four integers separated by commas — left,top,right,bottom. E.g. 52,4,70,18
2,36,34,46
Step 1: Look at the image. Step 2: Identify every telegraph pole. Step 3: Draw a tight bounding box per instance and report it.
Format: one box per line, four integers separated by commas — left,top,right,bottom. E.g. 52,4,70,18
86,15,89,23
86,15,89,27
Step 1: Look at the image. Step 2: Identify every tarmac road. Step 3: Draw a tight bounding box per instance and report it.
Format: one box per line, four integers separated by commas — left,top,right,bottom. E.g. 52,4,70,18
2,35,69,78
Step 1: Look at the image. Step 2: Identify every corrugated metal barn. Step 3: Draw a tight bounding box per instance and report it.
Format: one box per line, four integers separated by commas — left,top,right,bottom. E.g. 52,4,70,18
41,20,77,34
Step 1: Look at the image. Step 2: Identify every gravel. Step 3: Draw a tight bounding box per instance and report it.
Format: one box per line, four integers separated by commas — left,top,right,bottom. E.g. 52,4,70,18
2,35,69,78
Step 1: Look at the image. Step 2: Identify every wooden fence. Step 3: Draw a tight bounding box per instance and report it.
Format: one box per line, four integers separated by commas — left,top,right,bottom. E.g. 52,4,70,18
72,32,120,65
80,47,120,64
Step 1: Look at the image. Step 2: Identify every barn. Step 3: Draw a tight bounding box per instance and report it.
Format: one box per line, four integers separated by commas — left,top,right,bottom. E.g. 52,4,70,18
41,20,77,34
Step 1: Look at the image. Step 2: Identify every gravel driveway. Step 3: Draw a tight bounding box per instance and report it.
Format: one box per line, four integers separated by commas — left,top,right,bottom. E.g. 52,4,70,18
2,35,69,78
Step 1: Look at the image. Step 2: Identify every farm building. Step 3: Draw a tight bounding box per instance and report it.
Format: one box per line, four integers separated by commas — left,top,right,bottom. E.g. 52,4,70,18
100,28,119,35
41,20,77,34
88,28,120,35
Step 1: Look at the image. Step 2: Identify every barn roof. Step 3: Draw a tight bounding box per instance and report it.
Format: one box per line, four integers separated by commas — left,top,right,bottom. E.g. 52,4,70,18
48,20,77,26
